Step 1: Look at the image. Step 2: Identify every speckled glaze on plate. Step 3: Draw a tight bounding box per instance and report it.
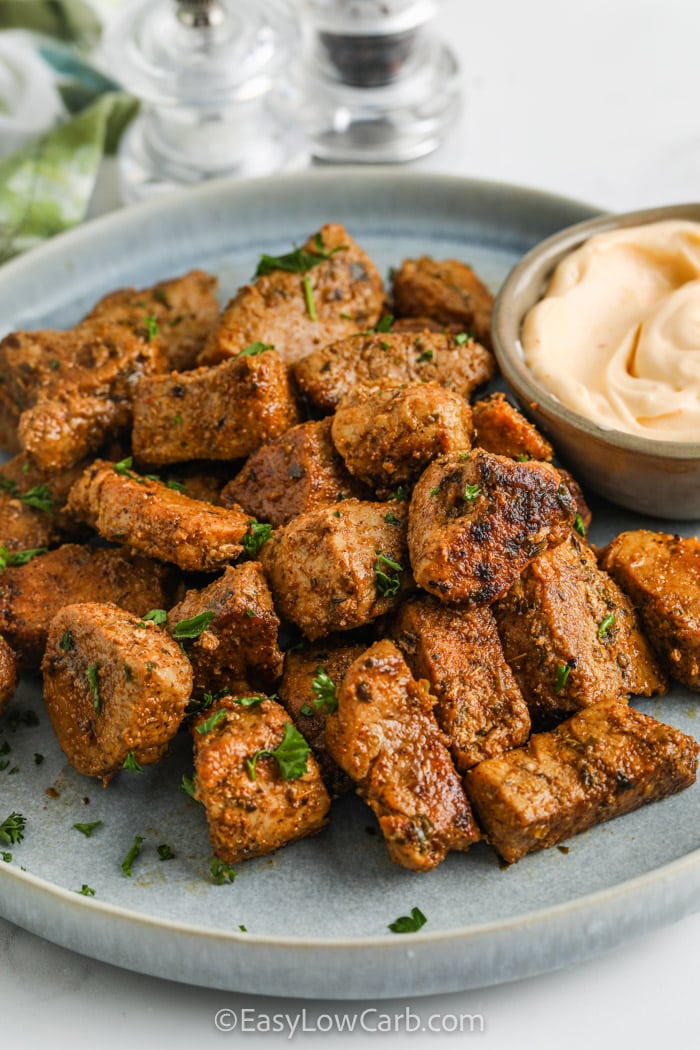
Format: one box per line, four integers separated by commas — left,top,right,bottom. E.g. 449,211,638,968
0,170,698,1000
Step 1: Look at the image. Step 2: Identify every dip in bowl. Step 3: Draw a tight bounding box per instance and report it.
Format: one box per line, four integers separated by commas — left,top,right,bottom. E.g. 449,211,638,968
491,203,700,520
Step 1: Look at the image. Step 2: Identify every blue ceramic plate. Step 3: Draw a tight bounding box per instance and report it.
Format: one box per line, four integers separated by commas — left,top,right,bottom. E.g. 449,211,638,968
0,170,698,999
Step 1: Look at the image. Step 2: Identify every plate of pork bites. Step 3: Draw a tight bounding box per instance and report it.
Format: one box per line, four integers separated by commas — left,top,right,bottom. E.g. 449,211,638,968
0,171,698,999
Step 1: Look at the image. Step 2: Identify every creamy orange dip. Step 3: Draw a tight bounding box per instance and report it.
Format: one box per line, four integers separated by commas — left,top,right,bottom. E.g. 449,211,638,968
521,219,700,441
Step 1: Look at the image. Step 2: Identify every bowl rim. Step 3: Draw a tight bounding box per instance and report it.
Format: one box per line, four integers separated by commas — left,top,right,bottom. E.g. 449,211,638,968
491,201,700,460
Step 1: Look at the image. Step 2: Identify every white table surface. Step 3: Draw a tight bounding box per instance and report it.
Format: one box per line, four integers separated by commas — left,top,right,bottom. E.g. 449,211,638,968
2,1,700,1046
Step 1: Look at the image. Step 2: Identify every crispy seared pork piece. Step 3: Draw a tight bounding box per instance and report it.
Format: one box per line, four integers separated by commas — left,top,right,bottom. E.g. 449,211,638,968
278,641,366,796
0,493,55,553
293,330,495,414
331,383,473,494
42,602,193,784
260,499,409,640
598,530,700,690
67,460,250,572
465,699,698,863
494,532,666,727
193,695,331,864
0,321,165,471
0,452,98,543
199,224,384,368
390,596,530,770
325,640,479,870
221,418,369,529
472,392,554,462
0,635,18,716
131,350,300,465
0,543,177,669
84,269,220,371
167,562,283,698
556,467,592,535
392,256,495,348
408,449,575,606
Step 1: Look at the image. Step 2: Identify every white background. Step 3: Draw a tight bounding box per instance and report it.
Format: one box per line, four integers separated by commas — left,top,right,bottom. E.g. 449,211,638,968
2,0,700,1046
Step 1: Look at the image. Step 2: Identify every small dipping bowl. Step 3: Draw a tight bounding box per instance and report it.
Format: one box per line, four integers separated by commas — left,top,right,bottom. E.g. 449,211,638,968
491,202,700,520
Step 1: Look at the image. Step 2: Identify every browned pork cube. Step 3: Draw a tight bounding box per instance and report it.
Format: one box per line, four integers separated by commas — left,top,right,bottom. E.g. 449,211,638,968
0,321,165,470
199,224,384,367
84,269,220,371
294,330,495,414
0,451,102,542
408,449,575,606
260,499,408,640
472,392,554,462
131,350,300,464
325,640,479,870
193,695,331,863
0,635,18,716
221,418,368,529
278,641,366,796
598,530,700,690
556,467,592,535
331,382,473,494
494,532,667,727
167,562,283,698
42,602,193,784
0,543,177,669
465,699,698,863
0,492,55,553
392,256,494,347
390,596,530,770
67,460,250,572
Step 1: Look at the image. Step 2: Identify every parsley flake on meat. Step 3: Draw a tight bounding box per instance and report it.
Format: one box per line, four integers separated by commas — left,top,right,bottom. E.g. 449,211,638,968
171,611,215,640
245,722,310,782
242,519,272,557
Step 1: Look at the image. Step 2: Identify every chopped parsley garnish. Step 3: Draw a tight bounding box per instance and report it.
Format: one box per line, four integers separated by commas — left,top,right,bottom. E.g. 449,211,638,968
113,456,135,477
390,485,408,502
124,664,132,682
573,513,587,538
236,341,275,359
454,332,472,345
152,287,170,307
59,630,73,651
417,349,434,362
384,512,400,525
463,483,481,502
597,613,616,640
339,311,353,320
242,519,272,557
310,667,338,714
122,751,143,773
6,709,39,731
245,722,310,782
86,664,101,712
302,275,317,320
144,315,159,341
516,454,530,462
157,844,175,861
196,709,228,735
20,484,54,514
172,413,183,425
375,551,403,598
210,856,237,885
0,545,47,571
34,753,44,765
0,478,17,495
171,610,215,640
0,811,26,846
374,314,394,333
120,834,144,877
76,884,96,896
388,906,427,934
49,358,60,370
181,774,197,800
554,663,572,694
138,608,167,627
239,924,247,932
73,820,103,837
429,487,441,497
235,695,267,707
254,235,346,277
165,479,187,492
1,852,11,862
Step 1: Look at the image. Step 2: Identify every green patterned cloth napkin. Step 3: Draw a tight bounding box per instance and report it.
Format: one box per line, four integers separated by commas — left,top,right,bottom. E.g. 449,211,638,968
0,1,135,262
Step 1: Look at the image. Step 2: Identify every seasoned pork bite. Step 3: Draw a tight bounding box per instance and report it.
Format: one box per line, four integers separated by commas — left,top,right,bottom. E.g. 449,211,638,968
83,269,220,371
131,349,300,465
390,595,530,770
331,382,473,494
472,392,553,462
221,418,369,529
67,460,250,572
199,224,384,367
193,695,331,864
0,543,177,669
465,699,698,863
166,562,283,698
598,530,700,690
408,449,575,606
278,641,366,796
294,330,495,415
392,256,495,347
0,451,99,543
0,493,55,554
260,499,408,640
0,321,165,470
42,602,192,784
324,640,479,870
0,635,18,716
494,532,666,727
